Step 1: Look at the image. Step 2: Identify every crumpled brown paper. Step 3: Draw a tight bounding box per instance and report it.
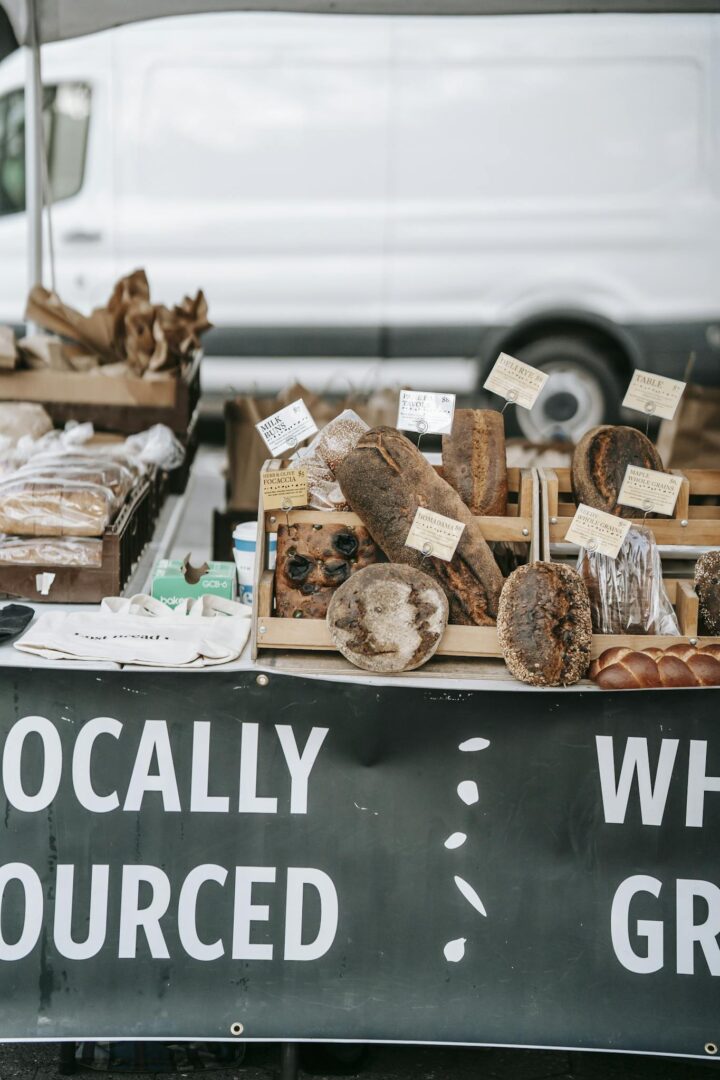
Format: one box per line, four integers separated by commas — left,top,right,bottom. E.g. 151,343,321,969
24,270,212,379
0,326,18,370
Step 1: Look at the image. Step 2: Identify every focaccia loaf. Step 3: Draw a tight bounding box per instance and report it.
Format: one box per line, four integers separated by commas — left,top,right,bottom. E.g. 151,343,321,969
274,521,380,619
334,427,503,625
571,425,664,518
442,409,508,516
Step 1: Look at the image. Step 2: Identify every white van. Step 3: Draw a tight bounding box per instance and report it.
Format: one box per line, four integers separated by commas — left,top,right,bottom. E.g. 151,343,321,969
0,11,719,439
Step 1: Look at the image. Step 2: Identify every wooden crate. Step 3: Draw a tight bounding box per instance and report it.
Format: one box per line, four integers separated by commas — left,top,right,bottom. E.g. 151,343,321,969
0,478,153,604
538,467,720,658
252,460,539,660
542,467,720,548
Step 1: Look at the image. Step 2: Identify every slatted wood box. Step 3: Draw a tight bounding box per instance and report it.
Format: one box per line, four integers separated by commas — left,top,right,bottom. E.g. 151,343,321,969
539,467,720,658
251,459,539,661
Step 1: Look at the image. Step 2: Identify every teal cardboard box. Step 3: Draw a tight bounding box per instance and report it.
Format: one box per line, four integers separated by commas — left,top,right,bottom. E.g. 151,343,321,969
151,556,237,609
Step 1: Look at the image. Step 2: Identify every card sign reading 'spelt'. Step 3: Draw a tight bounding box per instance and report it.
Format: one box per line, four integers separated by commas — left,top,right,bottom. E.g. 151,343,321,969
335,427,503,626
327,564,448,673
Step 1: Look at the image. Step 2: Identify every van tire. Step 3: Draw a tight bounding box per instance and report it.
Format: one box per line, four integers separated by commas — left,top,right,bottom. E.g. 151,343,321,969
499,334,625,443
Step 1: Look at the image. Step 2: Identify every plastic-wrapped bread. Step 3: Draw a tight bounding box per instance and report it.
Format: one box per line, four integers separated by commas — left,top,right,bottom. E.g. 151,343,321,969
334,427,503,625
442,409,508,516
0,478,115,537
572,425,664,518
0,536,102,567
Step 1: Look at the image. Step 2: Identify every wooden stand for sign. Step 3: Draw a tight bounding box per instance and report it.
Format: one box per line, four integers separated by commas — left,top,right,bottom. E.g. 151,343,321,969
251,459,540,661
539,467,720,658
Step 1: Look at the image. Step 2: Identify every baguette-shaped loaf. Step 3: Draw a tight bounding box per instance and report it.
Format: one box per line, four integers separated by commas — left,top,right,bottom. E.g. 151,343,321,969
590,644,720,689
572,425,664,518
335,427,503,625
442,409,508,516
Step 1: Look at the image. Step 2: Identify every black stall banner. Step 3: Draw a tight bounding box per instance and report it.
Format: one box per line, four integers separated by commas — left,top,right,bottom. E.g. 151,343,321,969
0,670,718,1057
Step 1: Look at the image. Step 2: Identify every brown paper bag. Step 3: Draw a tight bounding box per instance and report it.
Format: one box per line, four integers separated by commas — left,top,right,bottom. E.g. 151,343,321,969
657,384,720,468
25,285,116,362
0,326,18,370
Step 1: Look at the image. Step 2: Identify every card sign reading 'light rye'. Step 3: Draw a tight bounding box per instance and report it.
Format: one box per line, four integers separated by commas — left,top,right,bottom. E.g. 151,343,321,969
261,468,309,511
405,507,466,562
565,504,632,560
483,352,549,411
255,400,318,457
618,465,684,518
622,370,686,421
396,391,456,435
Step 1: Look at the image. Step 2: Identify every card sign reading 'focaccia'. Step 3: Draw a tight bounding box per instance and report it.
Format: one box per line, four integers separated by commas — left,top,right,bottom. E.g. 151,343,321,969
405,507,465,562
617,465,684,518
622,370,686,421
483,352,549,411
565,503,632,560
396,391,456,435
255,400,318,457
261,468,308,511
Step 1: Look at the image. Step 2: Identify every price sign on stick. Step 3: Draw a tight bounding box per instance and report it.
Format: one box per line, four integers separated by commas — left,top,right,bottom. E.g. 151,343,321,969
617,465,684,518
405,507,465,562
397,391,456,435
483,353,549,410
255,399,318,457
622,370,686,422
262,468,308,511
565,504,631,560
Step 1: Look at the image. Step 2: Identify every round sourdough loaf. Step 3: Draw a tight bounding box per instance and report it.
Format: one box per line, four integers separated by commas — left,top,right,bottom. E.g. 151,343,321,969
571,425,664,517
327,563,448,673
497,562,592,686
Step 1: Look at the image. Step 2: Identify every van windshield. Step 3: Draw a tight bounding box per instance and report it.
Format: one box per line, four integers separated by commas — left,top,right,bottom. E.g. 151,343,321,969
0,81,90,216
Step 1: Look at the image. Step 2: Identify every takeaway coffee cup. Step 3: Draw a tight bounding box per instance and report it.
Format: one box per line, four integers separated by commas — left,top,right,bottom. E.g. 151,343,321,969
233,522,276,606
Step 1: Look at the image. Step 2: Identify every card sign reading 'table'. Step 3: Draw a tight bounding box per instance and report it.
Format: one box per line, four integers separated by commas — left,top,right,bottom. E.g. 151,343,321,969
483,353,549,411
255,400,318,457
617,465,684,518
405,507,465,562
261,468,309,511
622,370,686,421
397,391,456,435
565,503,632,560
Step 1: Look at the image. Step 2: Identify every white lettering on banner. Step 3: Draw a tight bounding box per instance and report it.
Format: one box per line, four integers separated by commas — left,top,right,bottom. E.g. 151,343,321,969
54,865,109,960
190,723,230,813
123,722,181,813
178,864,227,961
118,865,172,959
238,724,278,814
611,875,664,974
686,741,720,828
676,879,720,975
276,726,328,814
2,716,62,812
233,867,276,960
0,863,43,960
596,736,679,826
72,718,122,813
284,868,339,962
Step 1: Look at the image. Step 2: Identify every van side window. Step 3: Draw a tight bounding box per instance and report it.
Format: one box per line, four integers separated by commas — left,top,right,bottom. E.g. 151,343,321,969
0,82,91,216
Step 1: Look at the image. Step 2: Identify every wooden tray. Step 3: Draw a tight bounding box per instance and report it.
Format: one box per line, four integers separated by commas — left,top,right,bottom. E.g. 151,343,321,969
0,478,153,604
537,468,720,658
251,459,540,660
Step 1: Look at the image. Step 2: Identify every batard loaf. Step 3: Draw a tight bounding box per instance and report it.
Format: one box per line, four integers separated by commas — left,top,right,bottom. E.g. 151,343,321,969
441,409,508,516
327,563,448,673
334,426,503,625
571,425,664,518
497,562,592,686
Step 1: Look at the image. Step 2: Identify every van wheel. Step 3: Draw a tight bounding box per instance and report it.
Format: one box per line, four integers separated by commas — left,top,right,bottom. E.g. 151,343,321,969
499,335,624,443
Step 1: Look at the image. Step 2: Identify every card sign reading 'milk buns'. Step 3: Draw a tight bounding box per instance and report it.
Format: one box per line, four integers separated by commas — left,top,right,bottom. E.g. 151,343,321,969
565,504,631,560
405,507,466,562
483,353,549,411
617,465,684,518
622,370,686,421
255,400,318,457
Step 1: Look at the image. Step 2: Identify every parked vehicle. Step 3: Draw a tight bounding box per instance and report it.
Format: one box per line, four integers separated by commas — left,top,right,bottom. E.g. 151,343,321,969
1,12,718,438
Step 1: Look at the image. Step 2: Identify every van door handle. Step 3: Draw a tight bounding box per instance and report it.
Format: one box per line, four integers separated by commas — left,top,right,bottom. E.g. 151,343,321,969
62,229,103,244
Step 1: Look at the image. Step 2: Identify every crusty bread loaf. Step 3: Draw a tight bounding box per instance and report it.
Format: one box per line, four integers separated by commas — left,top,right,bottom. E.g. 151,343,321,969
497,562,592,686
327,563,448,673
591,643,720,689
274,521,380,619
442,410,508,516
572,425,664,517
335,427,503,626
695,551,720,635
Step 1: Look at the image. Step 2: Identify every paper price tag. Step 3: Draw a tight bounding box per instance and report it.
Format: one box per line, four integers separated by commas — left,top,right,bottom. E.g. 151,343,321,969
622,370,686,421
255,399,318,457
483,352,549,411
565,504,631,560
405,507,465,562
262,468,308,511
617,465,683,517
397,390,456,435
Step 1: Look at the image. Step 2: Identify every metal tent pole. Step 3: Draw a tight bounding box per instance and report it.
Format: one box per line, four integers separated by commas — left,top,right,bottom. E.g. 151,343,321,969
24,0,43,313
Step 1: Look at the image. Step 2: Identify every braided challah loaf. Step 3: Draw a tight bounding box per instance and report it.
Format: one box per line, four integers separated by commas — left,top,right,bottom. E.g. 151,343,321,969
590,643,720,689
